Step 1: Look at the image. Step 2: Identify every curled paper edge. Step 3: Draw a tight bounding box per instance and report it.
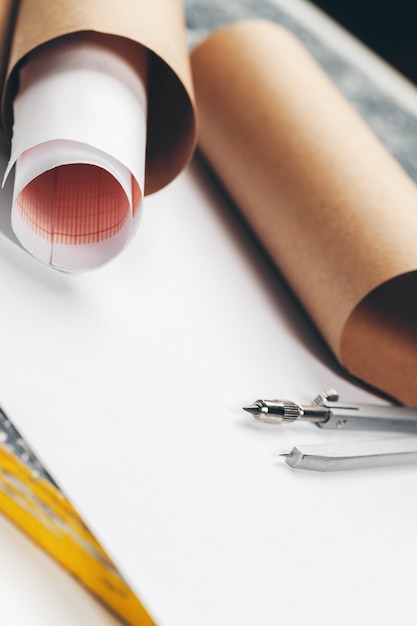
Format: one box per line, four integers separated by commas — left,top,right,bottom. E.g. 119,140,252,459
11,141,141,271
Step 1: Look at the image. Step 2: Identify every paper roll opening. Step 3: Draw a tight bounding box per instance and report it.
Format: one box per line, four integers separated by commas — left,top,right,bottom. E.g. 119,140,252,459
16,164,134,244
145,51,197,194
13,163,141,270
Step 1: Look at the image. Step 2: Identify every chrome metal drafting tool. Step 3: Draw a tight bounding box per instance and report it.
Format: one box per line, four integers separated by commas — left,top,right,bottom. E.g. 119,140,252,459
243,389,417,471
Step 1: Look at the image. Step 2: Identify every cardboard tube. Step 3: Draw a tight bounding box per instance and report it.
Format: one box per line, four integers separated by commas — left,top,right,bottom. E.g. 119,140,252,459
2,0,197,194
191,20,417,404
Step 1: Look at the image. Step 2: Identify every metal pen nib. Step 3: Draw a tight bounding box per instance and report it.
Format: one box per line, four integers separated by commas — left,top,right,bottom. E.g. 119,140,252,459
243,398,330,425
243,389,417,433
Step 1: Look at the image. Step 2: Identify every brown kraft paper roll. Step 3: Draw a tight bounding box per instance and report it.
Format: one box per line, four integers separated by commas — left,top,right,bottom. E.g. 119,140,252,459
2,0,197,194
191,19,417,405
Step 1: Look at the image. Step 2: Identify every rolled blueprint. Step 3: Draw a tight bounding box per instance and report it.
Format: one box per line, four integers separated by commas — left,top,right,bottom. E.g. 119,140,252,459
1,0,196,270
191,20,417,405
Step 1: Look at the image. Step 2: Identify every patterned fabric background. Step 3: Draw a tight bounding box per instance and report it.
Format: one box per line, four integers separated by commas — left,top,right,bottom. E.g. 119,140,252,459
184,0,417,182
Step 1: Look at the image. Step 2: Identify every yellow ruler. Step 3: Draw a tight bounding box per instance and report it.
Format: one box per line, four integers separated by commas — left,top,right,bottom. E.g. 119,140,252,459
0,406,155,626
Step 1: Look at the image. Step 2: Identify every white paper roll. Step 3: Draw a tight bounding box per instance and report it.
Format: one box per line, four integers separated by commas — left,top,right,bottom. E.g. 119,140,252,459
4,35,148,271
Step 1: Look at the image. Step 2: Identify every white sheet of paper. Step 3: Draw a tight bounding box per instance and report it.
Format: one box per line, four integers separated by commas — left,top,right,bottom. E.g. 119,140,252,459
0,153,416,626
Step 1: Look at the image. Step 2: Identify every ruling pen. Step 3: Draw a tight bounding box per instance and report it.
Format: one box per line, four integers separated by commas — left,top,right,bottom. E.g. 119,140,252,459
243,389,417,470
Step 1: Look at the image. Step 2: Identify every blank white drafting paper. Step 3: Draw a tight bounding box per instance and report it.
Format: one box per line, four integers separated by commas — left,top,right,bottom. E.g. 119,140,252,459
0,142,416,626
